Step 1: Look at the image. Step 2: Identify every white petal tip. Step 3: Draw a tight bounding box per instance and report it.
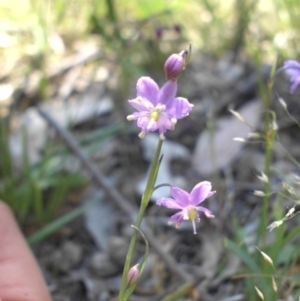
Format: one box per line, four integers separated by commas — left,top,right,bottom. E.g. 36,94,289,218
127,115,135,121
138,131,146,139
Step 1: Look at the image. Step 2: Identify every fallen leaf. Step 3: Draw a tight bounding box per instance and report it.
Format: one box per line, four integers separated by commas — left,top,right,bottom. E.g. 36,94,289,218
192,100,261,176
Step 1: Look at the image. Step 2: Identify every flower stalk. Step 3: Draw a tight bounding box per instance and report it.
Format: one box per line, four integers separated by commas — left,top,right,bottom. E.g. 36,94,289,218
118,138,163,301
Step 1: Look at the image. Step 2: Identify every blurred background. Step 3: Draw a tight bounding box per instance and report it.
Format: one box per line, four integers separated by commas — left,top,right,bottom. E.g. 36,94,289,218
1,0,300,300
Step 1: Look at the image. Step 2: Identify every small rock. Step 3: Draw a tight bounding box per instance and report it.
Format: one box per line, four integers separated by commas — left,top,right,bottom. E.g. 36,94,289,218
89,252,120,277
53,241,82,272
107,237,129,266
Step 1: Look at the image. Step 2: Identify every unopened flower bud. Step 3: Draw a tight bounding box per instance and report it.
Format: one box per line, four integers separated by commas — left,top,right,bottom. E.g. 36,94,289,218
255,247,274,268
257,172,269,183
253,190,265,197
127,264,139,285
278,96,287,110
270,120,278,131
286,207,295,218
255,286,264,300
229,109,245,123
233,137,246,142
248,132,261,139
164,51,187,80
267,220,283,231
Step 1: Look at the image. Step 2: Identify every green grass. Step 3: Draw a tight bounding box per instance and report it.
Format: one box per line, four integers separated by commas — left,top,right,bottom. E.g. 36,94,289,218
0,118,123,227
0,119,87,225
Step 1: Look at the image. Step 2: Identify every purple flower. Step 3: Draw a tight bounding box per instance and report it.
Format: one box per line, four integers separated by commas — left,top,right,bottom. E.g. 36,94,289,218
127,264,140,285
156,181,216,234
164,51,187,80
284,60,300,93
127,77,193,139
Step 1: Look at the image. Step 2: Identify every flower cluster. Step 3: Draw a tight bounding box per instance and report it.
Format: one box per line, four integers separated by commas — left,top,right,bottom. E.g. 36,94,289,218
127,51,193,140
126,49,216,234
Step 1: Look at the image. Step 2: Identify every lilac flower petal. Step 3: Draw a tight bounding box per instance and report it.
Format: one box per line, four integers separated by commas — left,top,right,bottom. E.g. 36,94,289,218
195,206,215,218
165,97,193,119
137,117,159,132
129,97,154,112
170,186,190,207
189,181,216,206
170,211,185,225
156,197,185,209
157,80,177,105
156,114,175,134
283,60,300,93
290,77,300,93
284,60,300,71
131,111,150,119
146,118,156,131
136,77,159,104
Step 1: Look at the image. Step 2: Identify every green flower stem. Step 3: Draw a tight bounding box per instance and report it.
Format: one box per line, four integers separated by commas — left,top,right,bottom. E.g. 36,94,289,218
119,138,163,301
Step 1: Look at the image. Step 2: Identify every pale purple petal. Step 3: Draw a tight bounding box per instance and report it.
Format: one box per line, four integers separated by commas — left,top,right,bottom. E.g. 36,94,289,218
290,77,300,93
136,77,159,104
170,211,185,224
284,60,300,93
156,114,175,134
157,80,177,105
129,97,154,112
171,186,190,207
156,197,185,209
131,111,150,119
165,97,193,119
146,118,157,131
137,117,160,133
284,60,300,75
189,181,215,206
195,206,215,218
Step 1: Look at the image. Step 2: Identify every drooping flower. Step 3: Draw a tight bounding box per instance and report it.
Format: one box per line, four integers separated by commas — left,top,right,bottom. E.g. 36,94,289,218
127,77,193,140
284,60,300,93
156,181,216,234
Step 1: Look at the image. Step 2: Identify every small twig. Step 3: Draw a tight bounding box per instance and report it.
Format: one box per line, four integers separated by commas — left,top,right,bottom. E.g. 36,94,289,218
37,107,192,282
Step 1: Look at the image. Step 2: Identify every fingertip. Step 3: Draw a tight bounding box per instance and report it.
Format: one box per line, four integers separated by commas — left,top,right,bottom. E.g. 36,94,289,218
0,201,52,301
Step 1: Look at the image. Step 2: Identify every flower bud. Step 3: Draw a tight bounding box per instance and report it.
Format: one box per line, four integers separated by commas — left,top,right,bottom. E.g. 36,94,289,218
164,51,187,80
253,190,265,197
127,264,139,285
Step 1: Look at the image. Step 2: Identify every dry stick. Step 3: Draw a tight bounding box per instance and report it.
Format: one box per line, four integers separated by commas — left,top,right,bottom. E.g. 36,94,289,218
37,107,192,283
